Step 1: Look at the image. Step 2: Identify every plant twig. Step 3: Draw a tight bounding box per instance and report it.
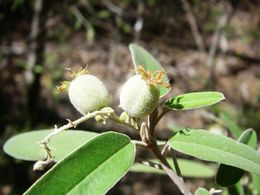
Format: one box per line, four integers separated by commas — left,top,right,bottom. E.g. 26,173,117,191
139,160,163,170
156,106,171,125
171,148,182,177
102,0,123,16
70,5,94,43
147,108,158,136
161,144,182,177
199,110,224,125
207,2,235,68
132,140,148,148
134,1,144,41
160,163,191,195
181,0,205,52
146,112,191,195
25,0,43,84
70,5,89,30
149,140,191,195
25,0,47,126
34,108,138,170
205,2,235,89
40,109,114,145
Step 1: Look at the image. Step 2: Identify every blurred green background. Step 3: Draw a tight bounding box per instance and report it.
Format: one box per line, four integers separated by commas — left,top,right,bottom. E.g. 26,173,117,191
0,0,259,194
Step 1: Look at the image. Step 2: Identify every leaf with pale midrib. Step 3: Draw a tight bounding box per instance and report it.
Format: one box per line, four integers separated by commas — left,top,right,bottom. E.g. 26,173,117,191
168,129,260,175
216,129,257,187
164,92,225,110
24,131,135,195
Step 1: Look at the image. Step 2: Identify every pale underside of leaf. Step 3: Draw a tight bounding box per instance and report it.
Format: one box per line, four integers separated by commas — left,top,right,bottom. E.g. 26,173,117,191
129,43,170,97
3,130,98,162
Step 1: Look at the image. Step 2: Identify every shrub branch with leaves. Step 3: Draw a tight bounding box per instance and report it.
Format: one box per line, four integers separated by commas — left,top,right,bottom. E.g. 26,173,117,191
3,44,260,195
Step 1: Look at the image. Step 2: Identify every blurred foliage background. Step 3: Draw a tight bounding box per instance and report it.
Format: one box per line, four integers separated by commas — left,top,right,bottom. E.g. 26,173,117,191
0,0,259,194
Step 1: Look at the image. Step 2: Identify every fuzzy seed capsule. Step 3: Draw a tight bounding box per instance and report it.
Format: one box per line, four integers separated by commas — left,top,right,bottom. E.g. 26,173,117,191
68,74,109,115
119,75,160,118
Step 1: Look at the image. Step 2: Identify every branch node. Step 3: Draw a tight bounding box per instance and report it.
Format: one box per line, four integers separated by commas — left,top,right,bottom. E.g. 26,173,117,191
66,119,77,128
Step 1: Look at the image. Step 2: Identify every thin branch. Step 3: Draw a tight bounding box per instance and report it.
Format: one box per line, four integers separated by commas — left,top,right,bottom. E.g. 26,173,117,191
207,3,235,68
150,140,191,195
34,108,138,170
156,106,171,125
70,5,92,39
134,1,144,41
25,0,43,84
146,107,191,195
160,163,191,195
148,108,158,136
138,160,163,170
150,139,187,192
132,140,148,148
146,130,191,194
205,2,235,89
102,0,123,16
171,148,182,177
181,0,205,53
40,109,115,145
199,110,224,125
161,144,182,177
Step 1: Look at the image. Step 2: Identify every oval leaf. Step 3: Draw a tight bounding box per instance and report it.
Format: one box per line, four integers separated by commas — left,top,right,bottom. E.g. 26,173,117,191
216,129,257,186
25,131,135,195
164,92,225,110
130,158,215,178
129,43,170,97
168,129,260,175
3,130,98,162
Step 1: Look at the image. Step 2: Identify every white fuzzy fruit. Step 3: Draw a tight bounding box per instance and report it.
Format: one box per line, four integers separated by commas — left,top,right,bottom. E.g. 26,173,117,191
119,75,160,118
68,74,109,115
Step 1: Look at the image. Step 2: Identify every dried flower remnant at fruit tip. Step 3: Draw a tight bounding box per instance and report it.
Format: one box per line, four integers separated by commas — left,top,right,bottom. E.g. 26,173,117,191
56,66,89,93
135,65,170,88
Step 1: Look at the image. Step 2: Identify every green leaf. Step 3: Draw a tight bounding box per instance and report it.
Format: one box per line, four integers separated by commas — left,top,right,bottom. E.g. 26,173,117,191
25,132,135,195
195,187,210,195
168,129,260,175
164,92,225,110
227,181,244,195
239,128,257,148
251,174,260,194
130,158,215,178
3,130,98,162
216,129,257,186
129,43,170,97
220,112,242,138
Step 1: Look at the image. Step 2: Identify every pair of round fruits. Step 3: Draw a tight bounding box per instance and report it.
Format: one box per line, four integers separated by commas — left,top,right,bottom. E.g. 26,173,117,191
62,66,168,118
